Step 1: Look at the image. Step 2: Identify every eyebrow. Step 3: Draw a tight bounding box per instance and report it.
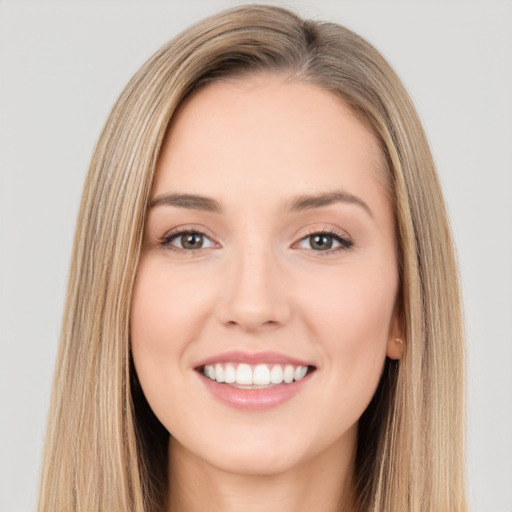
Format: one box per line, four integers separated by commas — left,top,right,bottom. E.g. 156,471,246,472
149,190,373,217
150,193,223,213
287,191,373,218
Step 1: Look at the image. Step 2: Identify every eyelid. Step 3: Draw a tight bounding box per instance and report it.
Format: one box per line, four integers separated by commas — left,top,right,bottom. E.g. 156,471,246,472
157,224,353,255
291,227,353,254
159,225,220,252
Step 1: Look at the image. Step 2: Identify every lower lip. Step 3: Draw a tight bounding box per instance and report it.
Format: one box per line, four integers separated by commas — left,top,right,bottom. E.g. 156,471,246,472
199,373,311,411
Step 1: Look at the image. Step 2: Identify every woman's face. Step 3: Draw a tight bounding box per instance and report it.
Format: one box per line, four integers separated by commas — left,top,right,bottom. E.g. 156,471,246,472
131,76,402,476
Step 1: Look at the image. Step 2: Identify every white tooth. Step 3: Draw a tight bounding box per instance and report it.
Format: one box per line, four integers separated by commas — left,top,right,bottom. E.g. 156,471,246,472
294,365,308,381
206,365,215,380
236,363,253,385
224,364,236,383
215,364,225,383
270,365,283,384
283,364,294,383
253,364,271,385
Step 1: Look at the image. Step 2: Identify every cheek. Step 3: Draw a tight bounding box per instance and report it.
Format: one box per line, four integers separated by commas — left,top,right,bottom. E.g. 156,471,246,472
300,261,397,417
305,260,396,338
131,265,171,359
131,259,203,356
130,259,194,422
130,255,226,431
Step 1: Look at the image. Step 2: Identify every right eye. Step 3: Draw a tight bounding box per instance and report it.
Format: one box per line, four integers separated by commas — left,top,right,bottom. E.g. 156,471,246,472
161,230,217,251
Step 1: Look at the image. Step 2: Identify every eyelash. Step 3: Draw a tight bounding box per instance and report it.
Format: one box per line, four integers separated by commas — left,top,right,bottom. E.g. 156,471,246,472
159,227,353,255
294,228,353,255
159,228,217,253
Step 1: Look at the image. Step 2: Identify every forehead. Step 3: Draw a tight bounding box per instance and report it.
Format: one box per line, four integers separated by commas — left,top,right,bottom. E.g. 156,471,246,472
153,76,389,212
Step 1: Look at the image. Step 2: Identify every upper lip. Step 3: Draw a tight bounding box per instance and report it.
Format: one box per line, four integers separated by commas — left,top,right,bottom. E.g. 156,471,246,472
194,350,315,369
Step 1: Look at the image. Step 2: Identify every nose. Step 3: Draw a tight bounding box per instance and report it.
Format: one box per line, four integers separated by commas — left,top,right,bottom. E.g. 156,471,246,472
215,245,292,332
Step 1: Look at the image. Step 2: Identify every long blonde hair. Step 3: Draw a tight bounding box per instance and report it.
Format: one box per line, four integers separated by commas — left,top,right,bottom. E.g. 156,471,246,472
38,4,466,511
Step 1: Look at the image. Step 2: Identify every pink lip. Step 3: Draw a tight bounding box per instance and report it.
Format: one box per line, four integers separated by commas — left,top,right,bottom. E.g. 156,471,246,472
194,351,315,411
194,350,313,368
198,372,312,411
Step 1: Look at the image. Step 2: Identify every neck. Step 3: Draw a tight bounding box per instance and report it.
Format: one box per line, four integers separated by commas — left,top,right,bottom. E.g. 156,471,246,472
165,434,357,512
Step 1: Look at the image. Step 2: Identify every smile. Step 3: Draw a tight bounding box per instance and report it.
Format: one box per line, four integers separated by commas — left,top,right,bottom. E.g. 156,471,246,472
202,362,309,387
195,352,316,410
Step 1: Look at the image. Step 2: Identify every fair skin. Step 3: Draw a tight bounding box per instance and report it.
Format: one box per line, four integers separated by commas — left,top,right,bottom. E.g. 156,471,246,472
131,75,403,512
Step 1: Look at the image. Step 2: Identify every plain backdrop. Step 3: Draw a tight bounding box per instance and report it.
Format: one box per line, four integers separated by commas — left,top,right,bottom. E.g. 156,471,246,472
0,1,511,511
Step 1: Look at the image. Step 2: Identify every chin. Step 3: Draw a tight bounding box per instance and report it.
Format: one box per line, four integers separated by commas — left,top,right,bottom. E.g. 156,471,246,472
174,428,306,476
207,446,302,476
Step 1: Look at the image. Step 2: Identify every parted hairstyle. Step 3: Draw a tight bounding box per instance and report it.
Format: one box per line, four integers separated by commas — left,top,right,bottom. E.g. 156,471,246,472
38,4,467,512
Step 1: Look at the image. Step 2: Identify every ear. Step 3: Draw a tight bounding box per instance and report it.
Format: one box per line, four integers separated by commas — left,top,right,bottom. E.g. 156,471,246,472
386,307,405,360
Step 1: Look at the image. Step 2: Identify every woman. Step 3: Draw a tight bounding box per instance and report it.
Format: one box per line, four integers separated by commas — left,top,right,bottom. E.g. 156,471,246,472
38,4,467,511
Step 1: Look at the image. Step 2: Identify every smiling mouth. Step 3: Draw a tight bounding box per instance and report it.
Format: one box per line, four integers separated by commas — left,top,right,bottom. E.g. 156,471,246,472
197,362,315,388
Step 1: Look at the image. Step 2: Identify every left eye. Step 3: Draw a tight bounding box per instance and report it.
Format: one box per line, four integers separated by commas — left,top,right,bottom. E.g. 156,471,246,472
296,232,352,251
164,231,216,250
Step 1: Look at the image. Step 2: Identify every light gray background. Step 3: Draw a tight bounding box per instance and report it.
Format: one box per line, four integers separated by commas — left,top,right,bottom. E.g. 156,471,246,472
1,1,511,511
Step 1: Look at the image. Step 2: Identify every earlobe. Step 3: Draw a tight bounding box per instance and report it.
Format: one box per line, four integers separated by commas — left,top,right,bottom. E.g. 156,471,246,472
387,306,405,360
387,336,404,360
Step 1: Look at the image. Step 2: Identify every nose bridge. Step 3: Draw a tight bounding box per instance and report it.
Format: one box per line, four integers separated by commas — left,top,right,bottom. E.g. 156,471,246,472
217,236,290,330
